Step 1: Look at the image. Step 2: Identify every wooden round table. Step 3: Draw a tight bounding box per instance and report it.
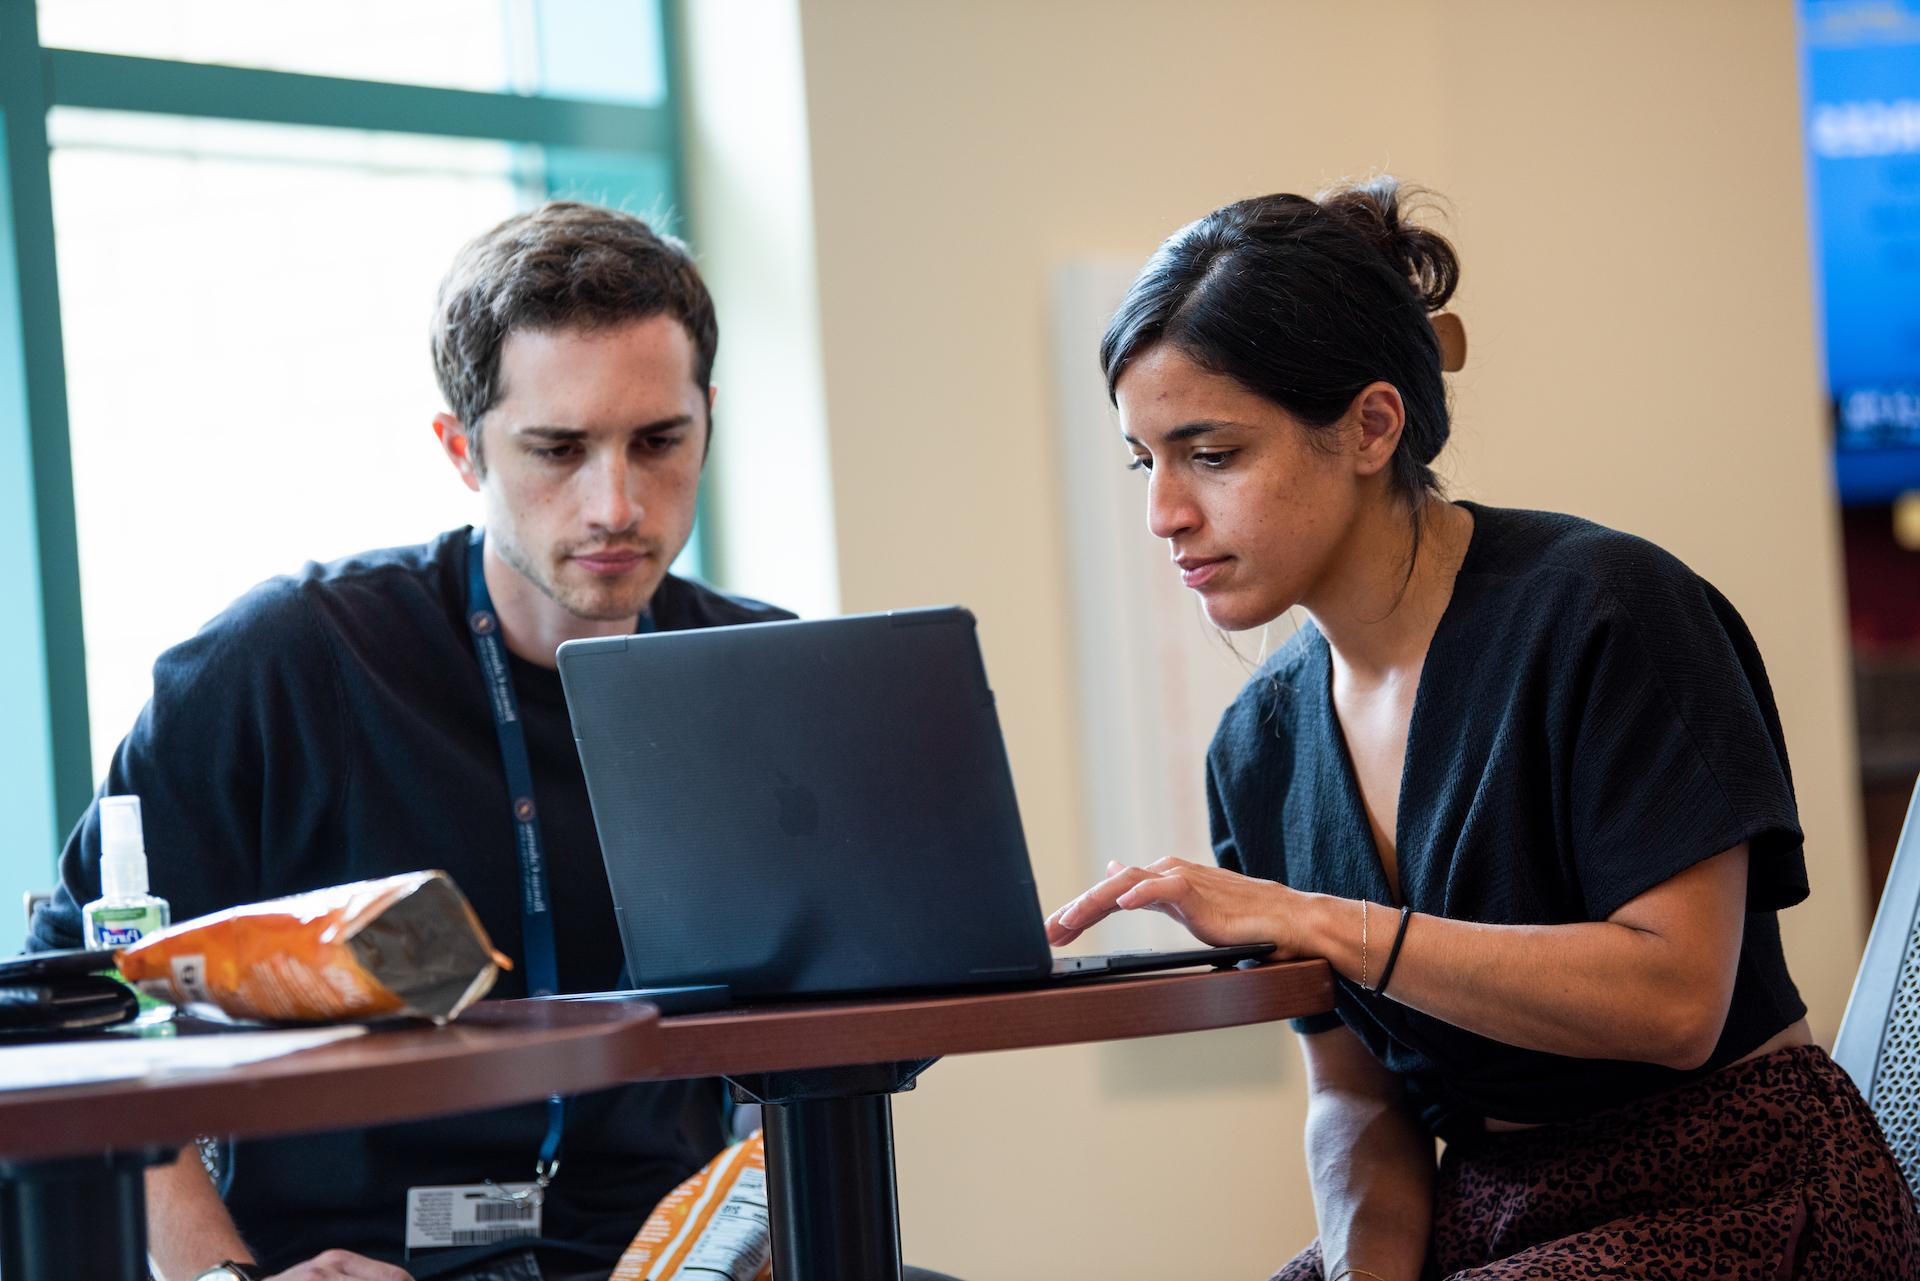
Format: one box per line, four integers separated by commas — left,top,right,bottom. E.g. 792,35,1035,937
0,961,1334,1281
626,958,1336,1281
0,999,660,1281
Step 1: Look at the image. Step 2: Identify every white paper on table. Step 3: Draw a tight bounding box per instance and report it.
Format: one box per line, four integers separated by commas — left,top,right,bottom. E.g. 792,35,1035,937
0,1025,368,1092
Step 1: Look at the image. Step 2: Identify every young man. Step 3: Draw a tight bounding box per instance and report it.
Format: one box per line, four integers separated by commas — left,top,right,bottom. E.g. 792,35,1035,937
30,203,786,1281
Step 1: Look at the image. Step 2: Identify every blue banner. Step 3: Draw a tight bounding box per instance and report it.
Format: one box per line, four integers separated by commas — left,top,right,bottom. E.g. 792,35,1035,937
1803,0,1920,503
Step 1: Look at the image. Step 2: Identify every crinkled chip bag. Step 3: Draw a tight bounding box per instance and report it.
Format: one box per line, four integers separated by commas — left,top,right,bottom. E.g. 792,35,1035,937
614,1132,772,1281
114,870,511,1024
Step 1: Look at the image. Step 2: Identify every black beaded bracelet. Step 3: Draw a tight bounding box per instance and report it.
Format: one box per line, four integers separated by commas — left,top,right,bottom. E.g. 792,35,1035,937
1372,905,1413,996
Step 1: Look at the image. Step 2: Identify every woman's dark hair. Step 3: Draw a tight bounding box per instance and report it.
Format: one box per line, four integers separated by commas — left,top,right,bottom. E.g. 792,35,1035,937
1099,176,1459,517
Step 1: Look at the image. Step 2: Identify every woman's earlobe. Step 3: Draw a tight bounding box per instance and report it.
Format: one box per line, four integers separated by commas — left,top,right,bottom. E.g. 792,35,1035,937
1351,383,1408,474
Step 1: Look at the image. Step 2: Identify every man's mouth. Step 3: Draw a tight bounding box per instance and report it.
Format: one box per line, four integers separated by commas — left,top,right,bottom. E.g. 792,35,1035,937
570,548,651,576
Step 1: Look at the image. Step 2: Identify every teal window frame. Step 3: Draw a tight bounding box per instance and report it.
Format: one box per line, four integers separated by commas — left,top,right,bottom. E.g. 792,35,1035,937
0,1,692,918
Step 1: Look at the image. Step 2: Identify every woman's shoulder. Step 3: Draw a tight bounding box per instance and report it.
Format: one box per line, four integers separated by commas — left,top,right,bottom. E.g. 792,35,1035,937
1458,502,1720,632
1453,504,1774,745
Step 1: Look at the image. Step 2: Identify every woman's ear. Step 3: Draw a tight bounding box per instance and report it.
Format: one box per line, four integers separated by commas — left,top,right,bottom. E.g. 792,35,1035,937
1350,382,1406,478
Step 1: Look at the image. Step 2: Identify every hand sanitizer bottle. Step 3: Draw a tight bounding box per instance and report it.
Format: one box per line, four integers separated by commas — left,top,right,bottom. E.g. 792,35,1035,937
82,795,171,949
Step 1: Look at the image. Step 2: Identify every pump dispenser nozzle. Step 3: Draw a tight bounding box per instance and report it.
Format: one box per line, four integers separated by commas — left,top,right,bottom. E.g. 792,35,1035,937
97,795,151,900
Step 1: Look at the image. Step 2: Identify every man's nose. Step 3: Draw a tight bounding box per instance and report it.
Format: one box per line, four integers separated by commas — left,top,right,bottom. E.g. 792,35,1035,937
585,450,643,531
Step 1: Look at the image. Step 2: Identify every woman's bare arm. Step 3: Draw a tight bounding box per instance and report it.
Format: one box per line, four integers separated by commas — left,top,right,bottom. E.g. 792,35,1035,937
1048,844,1749,1070
1299,1023,1434,1281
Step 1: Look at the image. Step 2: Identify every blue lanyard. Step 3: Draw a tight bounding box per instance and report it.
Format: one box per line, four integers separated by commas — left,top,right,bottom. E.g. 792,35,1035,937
466,529,563,1002
463,529,656,1184
465,528,567,1183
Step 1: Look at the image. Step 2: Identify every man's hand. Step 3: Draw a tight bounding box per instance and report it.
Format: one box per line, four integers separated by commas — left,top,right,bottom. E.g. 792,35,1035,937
1045,856,1297,948
260,1251,413,1281
146,1145,415,1281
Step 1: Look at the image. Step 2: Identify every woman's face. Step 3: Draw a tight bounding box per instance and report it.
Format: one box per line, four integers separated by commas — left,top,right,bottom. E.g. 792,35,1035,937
1115,342,1369,632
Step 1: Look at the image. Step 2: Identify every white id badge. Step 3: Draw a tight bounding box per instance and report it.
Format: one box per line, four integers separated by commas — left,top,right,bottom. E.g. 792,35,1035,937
405,1183,542,1251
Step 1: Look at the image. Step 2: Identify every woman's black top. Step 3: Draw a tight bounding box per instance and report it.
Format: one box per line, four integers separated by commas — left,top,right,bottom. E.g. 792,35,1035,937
1206,502,1809,1140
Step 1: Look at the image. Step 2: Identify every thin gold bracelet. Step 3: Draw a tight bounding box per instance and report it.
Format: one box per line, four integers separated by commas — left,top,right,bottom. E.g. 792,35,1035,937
1360,898,1370,988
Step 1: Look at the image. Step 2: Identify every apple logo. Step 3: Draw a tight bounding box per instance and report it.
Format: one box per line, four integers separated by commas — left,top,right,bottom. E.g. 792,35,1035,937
774,773,820,838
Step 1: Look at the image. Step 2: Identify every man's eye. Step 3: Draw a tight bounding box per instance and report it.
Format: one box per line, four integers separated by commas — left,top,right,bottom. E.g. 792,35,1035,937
639,434,684,453
532,444,579,461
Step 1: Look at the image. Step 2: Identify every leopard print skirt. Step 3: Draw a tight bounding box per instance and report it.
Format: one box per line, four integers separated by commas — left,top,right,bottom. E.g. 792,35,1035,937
1271,1045,1920,1279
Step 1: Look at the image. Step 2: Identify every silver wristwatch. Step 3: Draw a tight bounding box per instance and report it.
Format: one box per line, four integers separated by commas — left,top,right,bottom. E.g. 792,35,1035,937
192,1263,259,1281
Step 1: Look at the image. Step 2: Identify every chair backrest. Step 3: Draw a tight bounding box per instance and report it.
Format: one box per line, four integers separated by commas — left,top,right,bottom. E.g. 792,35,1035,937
1835,774,1920,1193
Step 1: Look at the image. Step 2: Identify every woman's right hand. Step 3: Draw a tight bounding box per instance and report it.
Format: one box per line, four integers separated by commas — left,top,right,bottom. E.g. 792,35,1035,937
1045,856,1303,950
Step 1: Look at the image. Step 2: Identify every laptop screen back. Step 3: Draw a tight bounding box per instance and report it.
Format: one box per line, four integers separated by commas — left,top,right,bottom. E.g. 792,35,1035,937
558,607,1055,998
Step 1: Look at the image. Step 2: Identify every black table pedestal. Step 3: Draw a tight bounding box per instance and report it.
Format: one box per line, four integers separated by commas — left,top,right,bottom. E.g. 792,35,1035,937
729,1060,935,1281
0,1146,173,1281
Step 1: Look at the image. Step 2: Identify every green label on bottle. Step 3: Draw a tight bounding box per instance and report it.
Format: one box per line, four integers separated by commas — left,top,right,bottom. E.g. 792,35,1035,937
85,904,167,948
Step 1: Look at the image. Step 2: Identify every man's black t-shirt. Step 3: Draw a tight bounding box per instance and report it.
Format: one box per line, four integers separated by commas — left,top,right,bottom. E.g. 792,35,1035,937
1206,502,1809,1140
30,528,793,1275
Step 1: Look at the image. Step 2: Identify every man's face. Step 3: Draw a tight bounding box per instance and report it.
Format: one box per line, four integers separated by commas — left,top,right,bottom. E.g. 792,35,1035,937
453,315,709,624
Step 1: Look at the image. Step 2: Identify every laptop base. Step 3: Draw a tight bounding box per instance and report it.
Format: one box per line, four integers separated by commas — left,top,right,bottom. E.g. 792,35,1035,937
530,984,733,1016
1049,942,1275,980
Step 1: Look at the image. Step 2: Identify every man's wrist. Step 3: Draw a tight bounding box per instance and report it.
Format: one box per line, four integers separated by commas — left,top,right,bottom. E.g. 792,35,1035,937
192,1262,261,1281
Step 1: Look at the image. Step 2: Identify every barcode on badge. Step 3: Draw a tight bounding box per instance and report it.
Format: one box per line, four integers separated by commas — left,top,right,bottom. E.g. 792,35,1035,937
474,1201,538,1223
451,1227,533,1245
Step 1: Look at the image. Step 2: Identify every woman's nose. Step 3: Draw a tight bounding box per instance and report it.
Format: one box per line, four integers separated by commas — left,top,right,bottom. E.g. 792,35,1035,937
1147,470,1197,541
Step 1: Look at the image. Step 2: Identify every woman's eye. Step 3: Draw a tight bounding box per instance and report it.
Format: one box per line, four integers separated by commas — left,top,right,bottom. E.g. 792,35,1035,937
1126,456,1152,473
1194,451,1236,470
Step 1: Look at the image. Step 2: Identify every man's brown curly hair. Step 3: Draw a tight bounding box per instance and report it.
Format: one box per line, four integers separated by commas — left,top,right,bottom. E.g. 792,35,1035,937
430,201,717,471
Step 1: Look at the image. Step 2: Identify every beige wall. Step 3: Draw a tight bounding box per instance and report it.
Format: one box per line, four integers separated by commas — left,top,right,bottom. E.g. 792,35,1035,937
680,0,841,620
701,2,1860,1276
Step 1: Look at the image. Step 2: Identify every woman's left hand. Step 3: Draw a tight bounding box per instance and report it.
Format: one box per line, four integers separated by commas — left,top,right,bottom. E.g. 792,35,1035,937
1045,857,1300,949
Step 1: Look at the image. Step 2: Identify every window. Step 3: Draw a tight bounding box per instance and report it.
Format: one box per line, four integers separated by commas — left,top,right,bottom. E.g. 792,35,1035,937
37,0,668,104
0,0,688,909
50,114,532,772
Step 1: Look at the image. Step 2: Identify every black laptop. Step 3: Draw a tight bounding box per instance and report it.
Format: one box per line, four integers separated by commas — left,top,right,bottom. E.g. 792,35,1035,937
556,606,1271,1003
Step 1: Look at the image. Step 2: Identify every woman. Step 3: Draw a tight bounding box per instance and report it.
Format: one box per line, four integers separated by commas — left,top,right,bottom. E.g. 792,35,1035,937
1045,178,1920,1279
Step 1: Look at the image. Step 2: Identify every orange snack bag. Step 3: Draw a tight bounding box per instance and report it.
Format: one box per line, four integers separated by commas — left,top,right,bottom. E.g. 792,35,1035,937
114,870,511,1024
614,1132,772,1281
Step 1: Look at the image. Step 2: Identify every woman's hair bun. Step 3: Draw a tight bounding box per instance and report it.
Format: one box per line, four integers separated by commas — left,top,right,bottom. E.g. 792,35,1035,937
1100,175,1462,511
1315,175,1459,312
